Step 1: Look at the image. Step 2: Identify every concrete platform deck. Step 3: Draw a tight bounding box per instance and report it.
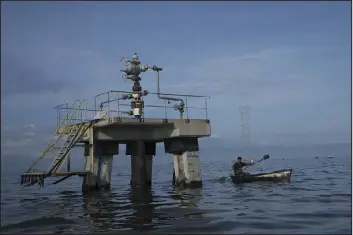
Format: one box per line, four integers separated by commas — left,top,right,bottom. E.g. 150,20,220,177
59,117,211,142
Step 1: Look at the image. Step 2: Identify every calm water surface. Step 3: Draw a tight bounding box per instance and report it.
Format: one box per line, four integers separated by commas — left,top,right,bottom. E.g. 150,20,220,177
1,148,351,234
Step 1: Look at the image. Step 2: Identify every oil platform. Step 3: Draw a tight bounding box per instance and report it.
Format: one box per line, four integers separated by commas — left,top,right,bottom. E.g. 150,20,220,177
20,53,211,191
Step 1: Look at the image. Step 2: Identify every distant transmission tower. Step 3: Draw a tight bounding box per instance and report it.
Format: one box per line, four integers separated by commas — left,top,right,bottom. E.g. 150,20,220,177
239,105,251,146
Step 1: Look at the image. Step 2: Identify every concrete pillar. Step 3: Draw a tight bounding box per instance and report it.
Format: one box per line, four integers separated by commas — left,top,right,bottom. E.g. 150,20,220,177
173,151,202,188
82,155,113,191
145,155,153,185
82,142,117,192
173,154,185,186
131,141,147,186
82,154,98,191
97,155,113,188
127,141,155,187
165,138,201,188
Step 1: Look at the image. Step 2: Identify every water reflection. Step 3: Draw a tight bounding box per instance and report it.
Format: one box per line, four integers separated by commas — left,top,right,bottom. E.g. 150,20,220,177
82,190,119,232
81,185,210,233
127,185,155,231
81,185,158,232
171,187,201,208
2,150,351,234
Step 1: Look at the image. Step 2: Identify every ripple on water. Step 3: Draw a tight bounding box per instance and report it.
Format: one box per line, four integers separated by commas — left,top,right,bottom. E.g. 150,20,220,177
1,153,351,234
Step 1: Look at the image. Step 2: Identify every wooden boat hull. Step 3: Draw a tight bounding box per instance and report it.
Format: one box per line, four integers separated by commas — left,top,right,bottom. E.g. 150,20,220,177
231,168,292,184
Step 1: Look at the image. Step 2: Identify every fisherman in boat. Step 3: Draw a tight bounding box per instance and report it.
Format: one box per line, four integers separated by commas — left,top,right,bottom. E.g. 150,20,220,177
232,157,253,177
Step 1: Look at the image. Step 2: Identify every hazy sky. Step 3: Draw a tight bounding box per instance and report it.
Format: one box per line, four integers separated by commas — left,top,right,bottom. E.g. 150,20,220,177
1,1,351,158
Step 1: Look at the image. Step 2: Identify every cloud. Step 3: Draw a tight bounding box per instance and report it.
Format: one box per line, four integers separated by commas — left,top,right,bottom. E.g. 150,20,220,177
160,46,336,109
2,45,128,109
1,37,349,146
1,124,51,159
1,46,123,127
1,51,67,97
0,45,330,113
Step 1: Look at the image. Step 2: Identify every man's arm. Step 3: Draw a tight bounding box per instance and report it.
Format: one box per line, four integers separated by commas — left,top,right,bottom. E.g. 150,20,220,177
241,162,248,167
242,160,255,167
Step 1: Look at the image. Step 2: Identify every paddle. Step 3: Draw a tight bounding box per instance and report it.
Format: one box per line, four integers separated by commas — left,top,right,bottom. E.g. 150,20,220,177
243,154,270,171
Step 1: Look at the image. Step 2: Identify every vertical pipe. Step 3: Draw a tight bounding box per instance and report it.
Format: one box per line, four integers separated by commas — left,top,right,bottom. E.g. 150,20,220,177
157,71,160,94
57,106,60,128
77,107,79,123
186,96,189,119
59,107,61,128
64,103,67,125
74,104,77,123
94,96,97,117
205,97,208,120
66,107,69,125
67,103,69,123
108,92,111,119
74,108,77,123
83,101,88,122
60,107,62,124
164,100,167,119
56,107,59,128
117,92,120,117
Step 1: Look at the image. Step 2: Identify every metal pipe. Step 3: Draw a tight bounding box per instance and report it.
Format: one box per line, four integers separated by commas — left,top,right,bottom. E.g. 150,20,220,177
205,97,209,120
186,97,189,119
117,92,120,117
82,100,88,122
155,70,184,104
54,103,68,128
55,106,59,127
96,95,207,115
94,91,110,116
94,97,97,116
108,92,111,119
152,69,185,119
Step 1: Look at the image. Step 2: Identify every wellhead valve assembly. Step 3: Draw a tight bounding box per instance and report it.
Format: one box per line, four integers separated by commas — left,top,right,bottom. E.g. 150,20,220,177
120,53,185,119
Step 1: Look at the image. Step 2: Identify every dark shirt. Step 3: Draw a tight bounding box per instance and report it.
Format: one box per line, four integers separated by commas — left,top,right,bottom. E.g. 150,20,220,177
232,162,248,174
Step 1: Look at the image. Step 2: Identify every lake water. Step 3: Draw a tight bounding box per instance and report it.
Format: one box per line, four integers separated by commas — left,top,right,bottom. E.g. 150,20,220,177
1,144,352,234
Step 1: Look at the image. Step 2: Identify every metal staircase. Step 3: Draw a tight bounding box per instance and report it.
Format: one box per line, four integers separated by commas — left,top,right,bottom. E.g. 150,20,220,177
47,122,89,175
21,99,95,187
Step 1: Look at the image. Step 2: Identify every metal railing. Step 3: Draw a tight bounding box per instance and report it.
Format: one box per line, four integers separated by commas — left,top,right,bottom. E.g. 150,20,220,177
94,90,210,120
54,100,89,128
55,90,210,127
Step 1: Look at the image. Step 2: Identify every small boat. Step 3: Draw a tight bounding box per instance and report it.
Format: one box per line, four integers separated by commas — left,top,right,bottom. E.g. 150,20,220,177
231,168,292,184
